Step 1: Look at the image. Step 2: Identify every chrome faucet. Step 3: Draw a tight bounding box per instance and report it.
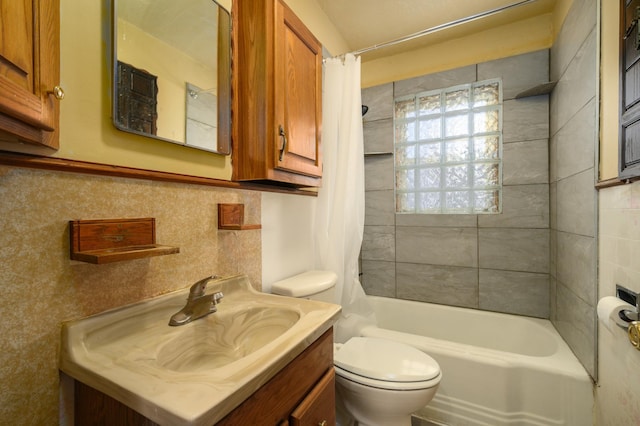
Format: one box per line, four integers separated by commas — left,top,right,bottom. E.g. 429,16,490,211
169,275,224,326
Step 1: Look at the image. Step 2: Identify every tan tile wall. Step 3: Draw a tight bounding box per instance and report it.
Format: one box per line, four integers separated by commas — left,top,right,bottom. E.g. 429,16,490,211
597,182,640,425
0,166,262,423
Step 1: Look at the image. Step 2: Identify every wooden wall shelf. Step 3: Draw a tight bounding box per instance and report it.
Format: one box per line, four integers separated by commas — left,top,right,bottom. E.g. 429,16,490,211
217,204,261,230
69,218,179,264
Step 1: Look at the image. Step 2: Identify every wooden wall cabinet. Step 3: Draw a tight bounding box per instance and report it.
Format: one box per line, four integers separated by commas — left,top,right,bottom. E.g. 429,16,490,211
620,0,640,179
0,0,61,154
232,0,323,188
74,328,336,425
116,61,159,136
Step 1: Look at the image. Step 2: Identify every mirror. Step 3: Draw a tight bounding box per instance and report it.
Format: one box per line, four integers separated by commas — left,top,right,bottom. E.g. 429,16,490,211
112,0,231,154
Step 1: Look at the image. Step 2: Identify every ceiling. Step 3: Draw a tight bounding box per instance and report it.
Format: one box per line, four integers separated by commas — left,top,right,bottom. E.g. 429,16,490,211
316,0,557,60
116,0,557,67
117,0,226,69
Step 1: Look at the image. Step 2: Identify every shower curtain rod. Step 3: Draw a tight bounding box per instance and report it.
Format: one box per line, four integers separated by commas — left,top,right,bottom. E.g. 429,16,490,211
337,0,537,58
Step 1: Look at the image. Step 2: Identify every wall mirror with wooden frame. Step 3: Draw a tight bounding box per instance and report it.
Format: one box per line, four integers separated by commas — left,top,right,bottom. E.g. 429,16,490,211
111,0,231,154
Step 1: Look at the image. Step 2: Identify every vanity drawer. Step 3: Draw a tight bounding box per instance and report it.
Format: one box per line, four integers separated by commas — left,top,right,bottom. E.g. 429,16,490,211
289,368,336,426
218,328,334,425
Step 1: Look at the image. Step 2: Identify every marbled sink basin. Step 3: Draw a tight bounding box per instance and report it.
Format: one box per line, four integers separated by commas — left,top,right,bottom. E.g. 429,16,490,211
157,306,300,372
60,274,340,426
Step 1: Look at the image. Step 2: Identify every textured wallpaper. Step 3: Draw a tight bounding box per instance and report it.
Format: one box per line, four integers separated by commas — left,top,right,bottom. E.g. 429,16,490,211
0,166,262,423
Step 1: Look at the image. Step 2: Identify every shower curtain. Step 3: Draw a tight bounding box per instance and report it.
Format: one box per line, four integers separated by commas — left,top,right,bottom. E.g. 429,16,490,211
315,54,376,343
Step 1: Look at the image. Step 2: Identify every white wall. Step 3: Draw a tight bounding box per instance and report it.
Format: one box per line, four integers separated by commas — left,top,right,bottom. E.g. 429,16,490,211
261,192,317,293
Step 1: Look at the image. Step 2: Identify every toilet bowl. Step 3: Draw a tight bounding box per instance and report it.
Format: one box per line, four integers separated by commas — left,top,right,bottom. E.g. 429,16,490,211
271,271,441,425
334,336,440,426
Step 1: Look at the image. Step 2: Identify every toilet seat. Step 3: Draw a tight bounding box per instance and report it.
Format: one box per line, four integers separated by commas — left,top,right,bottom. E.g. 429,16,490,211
334,337,441,391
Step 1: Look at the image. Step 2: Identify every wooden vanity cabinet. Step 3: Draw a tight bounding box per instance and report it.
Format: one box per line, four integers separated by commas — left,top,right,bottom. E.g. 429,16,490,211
73,328,336,425
218,328,335,425
0,0,61,153
232,0,323,188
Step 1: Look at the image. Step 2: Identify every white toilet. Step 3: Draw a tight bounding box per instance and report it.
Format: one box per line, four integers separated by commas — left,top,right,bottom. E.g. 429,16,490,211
272,271,441,426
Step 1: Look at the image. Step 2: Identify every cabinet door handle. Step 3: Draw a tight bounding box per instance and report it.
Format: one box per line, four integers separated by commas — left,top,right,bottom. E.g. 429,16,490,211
48,86,65,100
278,125,287,161
318,421,327,426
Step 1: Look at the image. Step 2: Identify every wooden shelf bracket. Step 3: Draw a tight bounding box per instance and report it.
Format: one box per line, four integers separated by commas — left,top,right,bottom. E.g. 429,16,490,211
217,204,261,230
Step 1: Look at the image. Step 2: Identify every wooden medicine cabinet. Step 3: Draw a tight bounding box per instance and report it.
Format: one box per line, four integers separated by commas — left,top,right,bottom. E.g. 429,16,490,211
232,0,323,188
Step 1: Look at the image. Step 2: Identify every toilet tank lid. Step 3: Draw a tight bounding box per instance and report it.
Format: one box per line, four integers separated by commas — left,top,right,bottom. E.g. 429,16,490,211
271,270,337,297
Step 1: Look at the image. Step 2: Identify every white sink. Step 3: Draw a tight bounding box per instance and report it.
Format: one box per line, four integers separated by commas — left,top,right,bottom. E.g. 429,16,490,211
60,275,340,425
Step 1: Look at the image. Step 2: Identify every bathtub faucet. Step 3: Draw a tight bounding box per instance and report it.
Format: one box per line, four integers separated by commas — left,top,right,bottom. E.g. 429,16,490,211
168,275,224,326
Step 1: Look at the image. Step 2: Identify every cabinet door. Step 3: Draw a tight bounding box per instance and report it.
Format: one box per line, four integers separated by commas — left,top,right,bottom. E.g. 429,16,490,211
620,0,640,178
289,369,336,426
0,0,60,149
116,61,158,135
275,0,322,178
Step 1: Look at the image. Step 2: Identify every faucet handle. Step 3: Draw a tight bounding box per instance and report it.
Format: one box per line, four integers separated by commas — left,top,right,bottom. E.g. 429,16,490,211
208,292,224,314
189,275,219,298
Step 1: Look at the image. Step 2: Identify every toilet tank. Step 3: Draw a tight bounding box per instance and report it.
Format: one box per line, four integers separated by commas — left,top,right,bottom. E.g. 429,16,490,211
271,270,337,303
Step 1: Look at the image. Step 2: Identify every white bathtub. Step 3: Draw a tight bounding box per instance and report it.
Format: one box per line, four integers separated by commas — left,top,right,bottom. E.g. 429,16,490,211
360,296,594,426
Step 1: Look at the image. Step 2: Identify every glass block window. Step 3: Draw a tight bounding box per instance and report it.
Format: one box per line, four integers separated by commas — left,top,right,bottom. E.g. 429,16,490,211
394,79,502,214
